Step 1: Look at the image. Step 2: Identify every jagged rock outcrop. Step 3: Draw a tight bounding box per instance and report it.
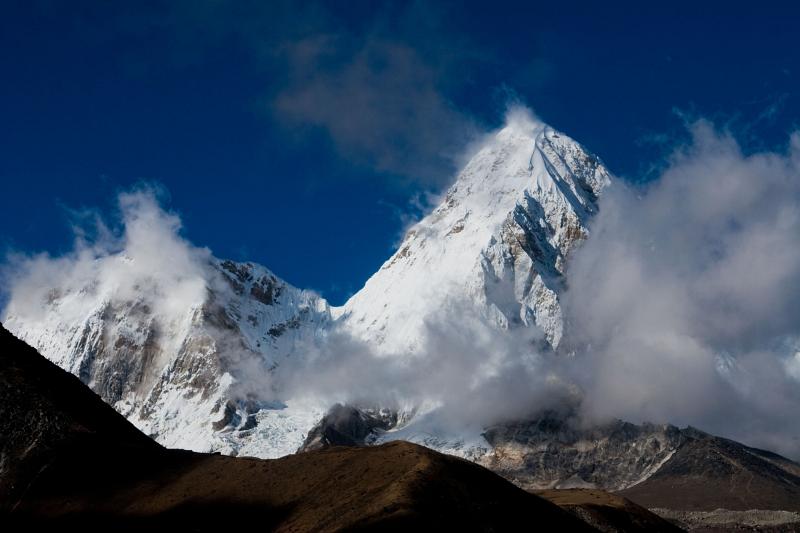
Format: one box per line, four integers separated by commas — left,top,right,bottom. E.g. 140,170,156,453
3,259,331,457
301,404,398,451
479,416,686,490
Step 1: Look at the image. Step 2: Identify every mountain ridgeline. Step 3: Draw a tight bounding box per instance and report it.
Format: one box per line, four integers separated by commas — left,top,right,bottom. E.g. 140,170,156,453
4,115,800,520
3,117,607,458
0,323,597,531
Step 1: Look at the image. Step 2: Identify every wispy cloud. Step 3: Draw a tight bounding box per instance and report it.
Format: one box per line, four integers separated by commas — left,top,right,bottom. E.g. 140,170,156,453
273,35,479,185
56,0,486,187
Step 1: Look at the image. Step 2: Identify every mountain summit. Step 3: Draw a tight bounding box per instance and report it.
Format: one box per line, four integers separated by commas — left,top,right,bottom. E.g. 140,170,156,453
341,112,611,353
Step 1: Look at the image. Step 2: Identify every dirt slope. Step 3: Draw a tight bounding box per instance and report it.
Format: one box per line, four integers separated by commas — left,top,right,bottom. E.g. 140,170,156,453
537,489,684,532
0,324,595,532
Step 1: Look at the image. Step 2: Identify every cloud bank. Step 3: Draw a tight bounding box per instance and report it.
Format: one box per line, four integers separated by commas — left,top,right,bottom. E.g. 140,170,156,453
276,307,570,434
563,121,800,457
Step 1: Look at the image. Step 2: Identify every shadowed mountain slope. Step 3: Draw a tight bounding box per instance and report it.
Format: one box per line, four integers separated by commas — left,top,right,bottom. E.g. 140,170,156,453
0,324,161,510
537,489,683,532
302,403,800,516
619,429,800,512
0,324,595,531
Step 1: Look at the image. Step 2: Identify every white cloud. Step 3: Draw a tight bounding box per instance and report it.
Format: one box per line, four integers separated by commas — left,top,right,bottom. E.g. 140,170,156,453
562,120,800,457
274,301,569,433
2,187,211,333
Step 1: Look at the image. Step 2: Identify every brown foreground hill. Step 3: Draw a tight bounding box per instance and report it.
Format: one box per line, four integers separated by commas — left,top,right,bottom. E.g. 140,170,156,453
0,324,595,531
537,489,683,533
304,394,800,517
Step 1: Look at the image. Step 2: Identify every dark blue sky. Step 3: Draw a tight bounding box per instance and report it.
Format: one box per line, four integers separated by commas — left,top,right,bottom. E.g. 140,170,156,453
2,1,798,304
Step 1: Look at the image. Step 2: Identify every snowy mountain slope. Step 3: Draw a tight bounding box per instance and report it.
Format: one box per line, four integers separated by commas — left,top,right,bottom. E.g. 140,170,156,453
339,113,611,353
3,114,614,471
3,258,330,457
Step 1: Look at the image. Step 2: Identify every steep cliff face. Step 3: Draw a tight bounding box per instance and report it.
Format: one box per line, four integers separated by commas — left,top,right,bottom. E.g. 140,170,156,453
339,117,611,354
3,258,331,457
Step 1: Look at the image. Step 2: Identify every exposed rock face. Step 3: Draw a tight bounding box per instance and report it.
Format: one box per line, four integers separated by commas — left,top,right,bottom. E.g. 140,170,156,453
299,403,800,514
3,259,331,457
301,404,398,451
480,415,686,491
299,405,684,491
619,429,800,512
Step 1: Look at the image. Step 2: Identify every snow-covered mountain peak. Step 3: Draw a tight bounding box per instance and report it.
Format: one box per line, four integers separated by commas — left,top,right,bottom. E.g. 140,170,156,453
3,249,331,457
2,116,612,463
339,120,611,354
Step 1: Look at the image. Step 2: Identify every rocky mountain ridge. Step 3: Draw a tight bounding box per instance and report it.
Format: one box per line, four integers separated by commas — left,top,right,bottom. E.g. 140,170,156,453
302,404,800,513
3,258,331,457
